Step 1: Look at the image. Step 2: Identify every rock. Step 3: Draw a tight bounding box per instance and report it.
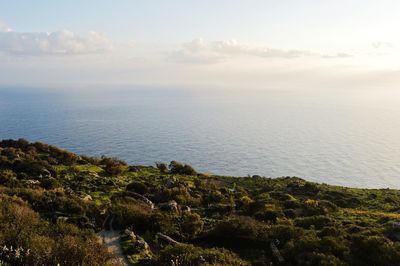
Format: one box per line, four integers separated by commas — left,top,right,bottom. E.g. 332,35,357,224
165,178,177,188
181,206,191,213
159,200,178,213
156,232,180,245
124,229,137,242
198,256,206,264
25,179,40,185
82,195,92,202
123,229,150,251
228,188,236,193
64,187,75,195
128,166,140,172
125,191,155,210
57,216,69,222
41,168,52,178
136,236,150,251
87,171,99,178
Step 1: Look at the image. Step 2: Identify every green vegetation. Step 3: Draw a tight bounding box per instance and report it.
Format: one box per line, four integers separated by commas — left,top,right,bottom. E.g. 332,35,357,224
0,138,400,265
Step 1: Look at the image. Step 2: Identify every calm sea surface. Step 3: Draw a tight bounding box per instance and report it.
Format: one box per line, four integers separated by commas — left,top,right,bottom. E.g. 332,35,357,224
1,88,400,188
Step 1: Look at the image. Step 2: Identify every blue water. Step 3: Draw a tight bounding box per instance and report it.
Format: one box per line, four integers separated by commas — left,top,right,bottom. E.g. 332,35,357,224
1,88,400,188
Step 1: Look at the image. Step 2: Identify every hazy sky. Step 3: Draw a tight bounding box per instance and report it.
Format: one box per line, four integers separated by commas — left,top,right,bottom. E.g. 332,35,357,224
0,1,399,91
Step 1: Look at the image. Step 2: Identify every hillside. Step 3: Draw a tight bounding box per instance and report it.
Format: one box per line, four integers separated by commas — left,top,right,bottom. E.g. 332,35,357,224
0,139,400,265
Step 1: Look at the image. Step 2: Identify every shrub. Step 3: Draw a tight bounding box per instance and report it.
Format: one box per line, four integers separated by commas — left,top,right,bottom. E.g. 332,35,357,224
155,187,192,205
111,198,152,231
180,213,204,239
40,178,61,189
350,235,400,265
100,156,127,175
269,191,296,201
126,181,148,194
0,195,116,265
169,161,197,175
158,244,249,266
254,208,282,223
209,216,269,244
104,163,125,175
0,170,17,186
295,215,333,230
268,224,300,243
203,190,225,205
155,162,168,173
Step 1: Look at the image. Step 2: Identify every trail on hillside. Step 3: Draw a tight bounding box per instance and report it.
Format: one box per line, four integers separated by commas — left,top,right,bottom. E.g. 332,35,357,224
98,215,130,266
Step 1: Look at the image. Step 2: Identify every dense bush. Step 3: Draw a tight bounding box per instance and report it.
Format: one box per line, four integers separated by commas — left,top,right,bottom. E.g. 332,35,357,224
350,235,400,265
158,244,249,266
155,161,168,173
101,156,127,175
180,213,204,239
111,198,152,230
295,215,334,230
0,195,116,265
207,216,269,246
169,161,197,175
126,181,148,194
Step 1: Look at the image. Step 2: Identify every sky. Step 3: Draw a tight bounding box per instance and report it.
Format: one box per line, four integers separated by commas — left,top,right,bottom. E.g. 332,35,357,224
0,0,400,91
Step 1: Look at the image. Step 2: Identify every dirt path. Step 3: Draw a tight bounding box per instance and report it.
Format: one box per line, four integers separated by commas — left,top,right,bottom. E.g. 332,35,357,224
98,216,130,266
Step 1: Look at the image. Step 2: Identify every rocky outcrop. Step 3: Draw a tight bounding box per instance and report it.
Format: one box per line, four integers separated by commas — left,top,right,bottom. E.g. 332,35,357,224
124,229,150,251
159,200,178,213
125,191,155,210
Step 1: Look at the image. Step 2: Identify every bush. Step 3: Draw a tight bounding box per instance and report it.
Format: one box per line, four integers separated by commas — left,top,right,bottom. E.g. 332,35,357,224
169,161,197,175
158,244,249,266
351,235,400,265
101,156,127,175
254,208,282,223
209,216,269,245
104,163,125,175
126,181,148,194
40,178,61,189
155,162,168,173
0,195,116,265
180,213,204,239
0,170,17,186
295,215,333,230
155,187,192,205
111,198,152,230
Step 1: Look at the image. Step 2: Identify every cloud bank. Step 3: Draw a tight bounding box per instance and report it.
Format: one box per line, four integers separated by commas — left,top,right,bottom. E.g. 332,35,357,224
0,27,112,55
168,38,353,64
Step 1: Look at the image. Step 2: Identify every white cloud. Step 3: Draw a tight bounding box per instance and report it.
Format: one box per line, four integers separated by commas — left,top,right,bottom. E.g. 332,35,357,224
0,27,112,55
0,21,11,32
372,41,395,49
211,39,314,58
168,38,227,64
321,53,353,59
169,38,352,64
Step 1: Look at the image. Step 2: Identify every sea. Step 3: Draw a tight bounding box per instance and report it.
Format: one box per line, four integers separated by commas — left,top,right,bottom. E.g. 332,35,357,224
1,87,400,188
